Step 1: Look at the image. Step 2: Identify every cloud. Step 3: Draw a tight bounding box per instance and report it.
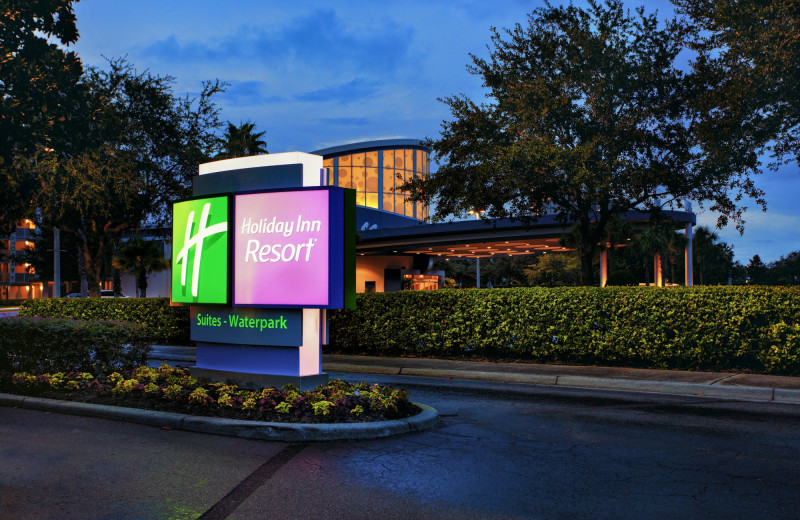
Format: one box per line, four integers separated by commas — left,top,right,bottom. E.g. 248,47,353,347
141,9,412,74
319,117,371,126
220,80,283,106
695,208,800,263
294,78,381,104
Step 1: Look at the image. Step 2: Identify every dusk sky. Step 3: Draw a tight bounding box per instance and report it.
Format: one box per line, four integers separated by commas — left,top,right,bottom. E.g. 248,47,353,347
70,0,800,264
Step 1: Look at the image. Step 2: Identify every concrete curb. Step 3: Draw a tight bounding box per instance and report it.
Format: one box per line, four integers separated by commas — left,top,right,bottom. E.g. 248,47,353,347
0,393,438,442
324,363,800,404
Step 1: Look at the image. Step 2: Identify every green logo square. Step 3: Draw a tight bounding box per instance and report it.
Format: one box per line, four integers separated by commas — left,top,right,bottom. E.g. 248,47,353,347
172,196,229,304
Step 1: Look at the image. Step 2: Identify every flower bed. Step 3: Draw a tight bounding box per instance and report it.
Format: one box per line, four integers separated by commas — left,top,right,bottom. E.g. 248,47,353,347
0,365,419,423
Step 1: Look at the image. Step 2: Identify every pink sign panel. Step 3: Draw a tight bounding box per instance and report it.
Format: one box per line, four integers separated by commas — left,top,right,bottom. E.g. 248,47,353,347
234,190,330,306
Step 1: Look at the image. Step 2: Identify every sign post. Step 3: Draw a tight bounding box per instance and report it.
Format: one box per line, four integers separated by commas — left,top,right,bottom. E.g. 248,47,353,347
171,153,355,389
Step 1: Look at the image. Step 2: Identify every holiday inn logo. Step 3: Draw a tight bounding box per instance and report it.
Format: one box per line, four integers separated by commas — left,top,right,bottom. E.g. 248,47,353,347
172,196,229,304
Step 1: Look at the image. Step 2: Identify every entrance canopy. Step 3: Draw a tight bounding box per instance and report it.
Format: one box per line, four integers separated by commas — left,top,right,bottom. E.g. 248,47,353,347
356,209,696,260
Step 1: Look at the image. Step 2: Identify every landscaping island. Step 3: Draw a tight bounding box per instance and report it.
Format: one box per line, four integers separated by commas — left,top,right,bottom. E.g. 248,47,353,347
0,365,420,424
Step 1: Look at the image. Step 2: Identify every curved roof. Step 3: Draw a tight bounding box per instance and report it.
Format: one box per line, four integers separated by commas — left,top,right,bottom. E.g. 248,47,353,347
311,139,428,157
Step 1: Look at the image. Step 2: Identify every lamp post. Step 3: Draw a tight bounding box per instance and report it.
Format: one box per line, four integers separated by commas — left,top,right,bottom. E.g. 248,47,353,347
468,209,485,287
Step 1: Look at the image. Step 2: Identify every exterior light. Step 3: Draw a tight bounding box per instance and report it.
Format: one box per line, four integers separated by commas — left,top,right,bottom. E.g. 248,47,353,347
467,209,485,220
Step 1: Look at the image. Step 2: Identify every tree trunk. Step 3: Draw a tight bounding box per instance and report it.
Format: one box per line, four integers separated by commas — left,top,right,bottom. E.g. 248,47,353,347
137,270,148,298
76,246,89,297
78,231,104,297
82,242,102,297
112,240,122,296
580,252,593,286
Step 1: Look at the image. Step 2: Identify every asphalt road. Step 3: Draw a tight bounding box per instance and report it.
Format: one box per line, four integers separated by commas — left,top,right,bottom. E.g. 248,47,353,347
2,379,799,519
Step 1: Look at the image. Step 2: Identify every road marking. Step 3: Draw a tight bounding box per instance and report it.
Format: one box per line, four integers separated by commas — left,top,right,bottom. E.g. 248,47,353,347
198,443,307,520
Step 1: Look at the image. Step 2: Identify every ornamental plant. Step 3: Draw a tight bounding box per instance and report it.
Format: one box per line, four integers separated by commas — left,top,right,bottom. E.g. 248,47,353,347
0,365,418,423
0,317,150,374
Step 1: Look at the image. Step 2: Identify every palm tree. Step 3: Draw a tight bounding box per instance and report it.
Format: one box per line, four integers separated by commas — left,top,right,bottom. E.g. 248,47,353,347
112,239,170,297
634,223,687,285
692,226,718,285
217,121,267,159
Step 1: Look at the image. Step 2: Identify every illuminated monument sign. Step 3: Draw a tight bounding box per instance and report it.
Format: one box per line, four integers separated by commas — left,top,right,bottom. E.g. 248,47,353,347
171,153,355,389
172,195,230,305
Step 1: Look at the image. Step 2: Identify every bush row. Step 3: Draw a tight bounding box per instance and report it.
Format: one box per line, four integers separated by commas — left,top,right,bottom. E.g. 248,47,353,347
328,286,800,375
0,316,151,374
19,297,190,345
17,287,800,375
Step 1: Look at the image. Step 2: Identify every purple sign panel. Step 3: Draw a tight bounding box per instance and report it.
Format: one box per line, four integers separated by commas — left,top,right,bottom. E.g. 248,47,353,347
234,190,331,307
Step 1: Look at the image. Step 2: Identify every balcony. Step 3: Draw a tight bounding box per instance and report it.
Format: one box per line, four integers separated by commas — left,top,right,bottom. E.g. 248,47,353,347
1,272,38,284
15,228,34,240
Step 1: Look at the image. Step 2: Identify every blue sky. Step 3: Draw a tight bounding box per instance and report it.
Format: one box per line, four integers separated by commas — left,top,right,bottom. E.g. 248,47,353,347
70,0,800,264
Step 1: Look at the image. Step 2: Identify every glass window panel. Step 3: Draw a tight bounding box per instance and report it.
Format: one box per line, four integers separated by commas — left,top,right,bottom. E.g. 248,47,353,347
382,150,394,169
353,153,365,167
338,166,351,189
404,198,414,217
366,193,379,209
382,168,395,191
366,167,378,193
383,193,394,213
394,149,404,169
405,150,414,172
366,151,378,168
339,154,351,166
324,158,334,186
356,192,366,206
353,166,366,192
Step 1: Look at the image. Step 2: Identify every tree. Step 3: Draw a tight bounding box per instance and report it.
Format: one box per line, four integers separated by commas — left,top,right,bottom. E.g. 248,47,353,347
769,251,800,285
523,253,581,287
0,0,83,232
26,59,225,296
747,254,768,285
631,222,687,285
692,226,734,285
674,0,800,169
112,238,169,297
408,1,714,285
216,121,267,159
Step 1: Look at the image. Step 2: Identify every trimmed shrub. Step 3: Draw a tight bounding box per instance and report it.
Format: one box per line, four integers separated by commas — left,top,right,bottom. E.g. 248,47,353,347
328,286,800,375
0,316,151,374
19,297,190,345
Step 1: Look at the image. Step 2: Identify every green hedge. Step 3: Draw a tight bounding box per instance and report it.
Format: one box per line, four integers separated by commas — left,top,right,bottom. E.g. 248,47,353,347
328,286,800,375
19,298,190,345
0,316,151,374
17,288,800,374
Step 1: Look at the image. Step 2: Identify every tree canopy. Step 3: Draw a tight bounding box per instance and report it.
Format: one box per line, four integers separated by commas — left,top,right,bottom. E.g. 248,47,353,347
408,0,703,284
24,60,225,296
112,238,169,297
216,121,268,159
0,0,83,232
674,0,800,169
409,0,772,285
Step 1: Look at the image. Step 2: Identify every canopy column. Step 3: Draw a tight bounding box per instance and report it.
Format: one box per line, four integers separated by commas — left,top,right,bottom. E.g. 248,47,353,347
654,254,663,287
600,247,608,287
684,222,694,287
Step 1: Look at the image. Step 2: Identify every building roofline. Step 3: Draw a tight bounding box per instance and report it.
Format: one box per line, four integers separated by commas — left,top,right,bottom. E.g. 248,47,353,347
311,139,428,157
358,209,696,244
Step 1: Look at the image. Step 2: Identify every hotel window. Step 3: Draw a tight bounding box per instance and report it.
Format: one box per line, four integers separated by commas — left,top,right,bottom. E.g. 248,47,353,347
328,147,429,221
